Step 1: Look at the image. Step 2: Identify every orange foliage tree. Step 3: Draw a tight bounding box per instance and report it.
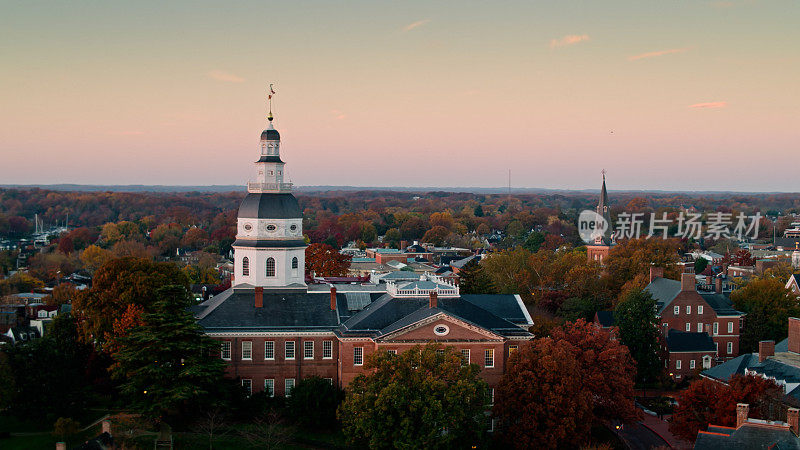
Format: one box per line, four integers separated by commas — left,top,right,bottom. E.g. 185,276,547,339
669,375,783,441
305,243,352,277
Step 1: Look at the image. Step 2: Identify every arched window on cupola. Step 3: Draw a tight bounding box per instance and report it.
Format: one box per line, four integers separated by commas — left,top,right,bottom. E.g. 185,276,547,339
291,257,299,277
266,257,276,277
242,257,250,276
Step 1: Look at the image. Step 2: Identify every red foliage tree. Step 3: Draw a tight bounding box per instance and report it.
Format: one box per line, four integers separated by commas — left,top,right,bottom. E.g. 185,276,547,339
669,375,783,441
550,319,639,424
305,243,352,277
494,338,594,449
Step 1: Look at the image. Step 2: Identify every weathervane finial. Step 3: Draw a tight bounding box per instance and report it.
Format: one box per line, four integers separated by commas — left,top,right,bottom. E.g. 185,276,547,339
601,168,607,179
267,84,276,122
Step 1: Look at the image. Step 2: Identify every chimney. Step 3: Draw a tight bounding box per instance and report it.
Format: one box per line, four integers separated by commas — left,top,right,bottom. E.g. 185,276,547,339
255,286,263,308
101,419,111,435
681,273,696,292
649,266,664,283
429,291,438,309
736,403,749,429
790,318,800,354
330,286,337,311
705,275,712,286
759,340,775,362
789,408,799,436
715,277,723,294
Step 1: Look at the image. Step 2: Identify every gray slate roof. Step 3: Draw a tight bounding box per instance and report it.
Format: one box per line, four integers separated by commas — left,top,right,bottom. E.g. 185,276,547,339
237,193,302,219
695,422,800,449
665,330,715,352
645,277,742,317
595,310,615,327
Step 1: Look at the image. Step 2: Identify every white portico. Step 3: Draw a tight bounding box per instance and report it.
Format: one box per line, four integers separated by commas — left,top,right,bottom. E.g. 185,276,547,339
232,104,307,290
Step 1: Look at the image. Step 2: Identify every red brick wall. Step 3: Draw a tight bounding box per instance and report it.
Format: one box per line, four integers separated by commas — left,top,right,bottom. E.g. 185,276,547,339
216,336,338,396
789,318,800,354
658,292,741,359
667,351,715,381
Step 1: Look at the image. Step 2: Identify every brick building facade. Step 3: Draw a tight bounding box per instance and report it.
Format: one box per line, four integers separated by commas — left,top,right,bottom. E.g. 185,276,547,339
194,113,534,397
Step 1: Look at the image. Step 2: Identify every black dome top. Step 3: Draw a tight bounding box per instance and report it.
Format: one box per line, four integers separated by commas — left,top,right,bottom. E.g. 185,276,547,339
260,129,280,141
238,193,302,219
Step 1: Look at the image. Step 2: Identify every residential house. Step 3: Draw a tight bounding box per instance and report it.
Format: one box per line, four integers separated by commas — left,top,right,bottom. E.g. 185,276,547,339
694,403,800,449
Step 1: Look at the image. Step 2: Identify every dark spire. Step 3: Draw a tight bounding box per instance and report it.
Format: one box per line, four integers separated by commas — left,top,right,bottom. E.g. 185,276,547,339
598,170,609,210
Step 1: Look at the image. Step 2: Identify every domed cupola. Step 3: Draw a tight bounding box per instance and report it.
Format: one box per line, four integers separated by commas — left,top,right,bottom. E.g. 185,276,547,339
231,85,307,291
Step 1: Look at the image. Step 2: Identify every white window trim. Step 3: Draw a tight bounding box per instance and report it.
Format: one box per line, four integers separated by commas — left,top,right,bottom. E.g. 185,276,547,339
685,322,691,332
690,359,696,369
242,378,252,395
461,349,470,365
265,341,275,360
485,349,495,368
674,306,680,315
728,322,734,333
676,360,682,370
727,342,733,354
354,347,364,366
241,341,253,361
304,341,314,360
508,345,519,357
322,340,333,359
698,305,704,314
713,322,718,335
285,341,296,360
285,378,295,397
221,341,231,361
265,379,275,398
697,322,703,333
686,305,691,314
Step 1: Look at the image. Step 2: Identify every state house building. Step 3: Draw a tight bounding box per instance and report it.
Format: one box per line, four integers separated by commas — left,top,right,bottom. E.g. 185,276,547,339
194,108,533,397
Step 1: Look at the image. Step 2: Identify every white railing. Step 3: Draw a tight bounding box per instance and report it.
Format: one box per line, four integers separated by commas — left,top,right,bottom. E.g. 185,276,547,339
247,182,293,193
385,274,460,298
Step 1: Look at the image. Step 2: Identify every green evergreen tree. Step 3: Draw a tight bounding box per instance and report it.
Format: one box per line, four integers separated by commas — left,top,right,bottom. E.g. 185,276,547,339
286,376,344,429
458,259,495,294
614,289,663,383
111,285,226,422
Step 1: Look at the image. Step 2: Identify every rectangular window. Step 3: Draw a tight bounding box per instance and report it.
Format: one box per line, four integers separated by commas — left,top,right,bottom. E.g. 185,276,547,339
490,388,495,405
324,378,333,385
485,349,494,368
221,341,231,360
686,305,691,314
242,341,252,360
461,349,470,366
354,347,364,366
690,359,696,369
304,341,314,359
713,322,719,335
285,341,295,360
698,305,704,314
685,322,691,332
387,349,397,355
285,378,295,397
676,360,682,370
508,345,519,357
265,379,274,397
265,341,275,360
674,306,680,315
716,342,719,354
728,322,734,333
697,323,703,333
727,342,733,354
323,340,333,359
242,379,252,395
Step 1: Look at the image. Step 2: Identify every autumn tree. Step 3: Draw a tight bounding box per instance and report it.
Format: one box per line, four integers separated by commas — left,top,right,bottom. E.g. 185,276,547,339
480,248,534,295
338,344,488,449
494,338,593,449
614,289,663,382
111,285,226,423
604,238,681,298
72,257,189,349
305,243,352,277
79,244,113,273
669,375,783,441
550,320,639,424
731,277,799,352
422,225,450,246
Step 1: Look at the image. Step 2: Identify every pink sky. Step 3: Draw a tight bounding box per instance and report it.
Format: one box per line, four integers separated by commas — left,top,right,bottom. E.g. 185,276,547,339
1,1,798,191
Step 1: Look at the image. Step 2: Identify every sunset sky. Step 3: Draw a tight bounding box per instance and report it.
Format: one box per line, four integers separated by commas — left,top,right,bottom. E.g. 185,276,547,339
2,1,798,191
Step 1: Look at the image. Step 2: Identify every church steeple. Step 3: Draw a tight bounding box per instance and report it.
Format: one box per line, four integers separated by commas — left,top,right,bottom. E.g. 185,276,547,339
595,170,613,245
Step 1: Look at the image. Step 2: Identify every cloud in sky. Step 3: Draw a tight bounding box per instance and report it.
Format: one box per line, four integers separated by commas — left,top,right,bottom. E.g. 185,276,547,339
207,70,245,83
629,48,689,61
689,101,728,109
331,109,346,120
549,34,590,48
402,19,430,32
